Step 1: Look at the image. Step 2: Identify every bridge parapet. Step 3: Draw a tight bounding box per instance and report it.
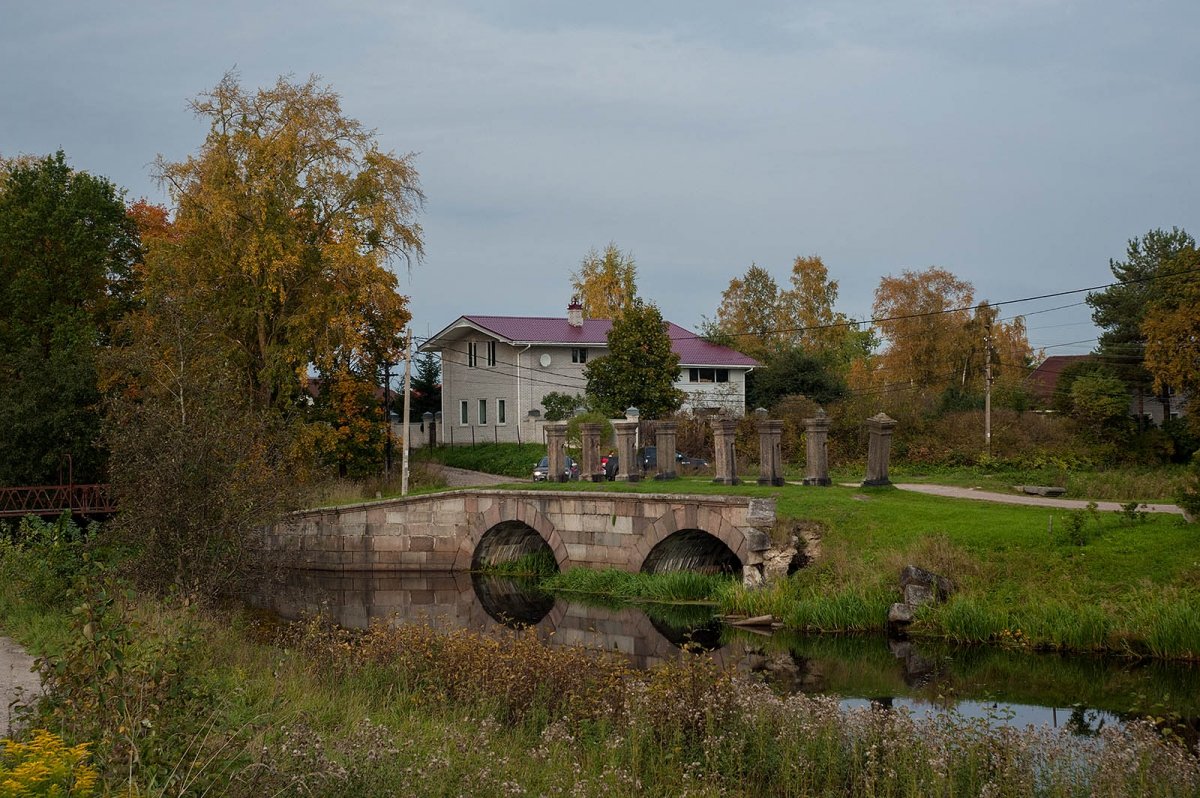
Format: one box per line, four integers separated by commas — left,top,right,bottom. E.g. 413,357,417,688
269,489,775,578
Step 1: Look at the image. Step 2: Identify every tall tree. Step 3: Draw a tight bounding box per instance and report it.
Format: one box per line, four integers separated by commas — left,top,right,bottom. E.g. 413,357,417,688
872,267,975,392
152,71,424,410
713,264,782,359
713,256,873,366
1088,227,1196,411
570,243,638,319
1142,244,1200,413
584,299,684,418
0,152,140,485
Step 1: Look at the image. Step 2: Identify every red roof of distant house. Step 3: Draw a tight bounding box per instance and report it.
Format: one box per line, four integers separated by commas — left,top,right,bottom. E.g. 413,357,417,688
1026,355,1094,401
428,314,758,368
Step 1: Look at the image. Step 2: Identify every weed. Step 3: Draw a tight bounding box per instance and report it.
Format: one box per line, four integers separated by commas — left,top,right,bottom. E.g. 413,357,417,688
1119,501,1150,525
0,729,99,796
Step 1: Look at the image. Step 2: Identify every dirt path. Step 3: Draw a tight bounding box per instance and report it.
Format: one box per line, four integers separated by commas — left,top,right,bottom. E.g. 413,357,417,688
431,465,526,488
893,483,1187,516
0,636,40,734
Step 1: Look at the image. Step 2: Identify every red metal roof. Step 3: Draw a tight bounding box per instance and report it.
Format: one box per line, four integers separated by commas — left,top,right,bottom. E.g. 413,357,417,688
1026,354,1094,401
449,315,759,368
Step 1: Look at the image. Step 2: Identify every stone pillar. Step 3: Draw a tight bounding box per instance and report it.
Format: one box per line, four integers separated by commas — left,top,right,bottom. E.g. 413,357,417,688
863,412,897,486
756,410,784,487
803,409,832,486
545,421,569,483
653,421,678,480
711,418,740,485
612,419,640,482
580,422,604,483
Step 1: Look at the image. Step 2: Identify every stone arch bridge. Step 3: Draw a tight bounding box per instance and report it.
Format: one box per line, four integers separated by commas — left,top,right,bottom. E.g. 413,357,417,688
268,490,775,581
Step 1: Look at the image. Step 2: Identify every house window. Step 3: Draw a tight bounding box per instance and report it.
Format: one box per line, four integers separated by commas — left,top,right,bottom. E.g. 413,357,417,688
572,347,588,364
459,400,468,425
478,399,487,425
497,399,506,424
487,340,497,366
688,368,729,383
468,342,478,368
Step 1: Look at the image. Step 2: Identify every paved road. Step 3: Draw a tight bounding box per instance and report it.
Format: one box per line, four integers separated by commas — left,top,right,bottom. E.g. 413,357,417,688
893,483,1187,516
0,636,40,734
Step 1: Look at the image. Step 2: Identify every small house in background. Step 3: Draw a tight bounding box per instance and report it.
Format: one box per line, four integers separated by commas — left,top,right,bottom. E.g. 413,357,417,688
1025,354,1187,426
419,304,758,445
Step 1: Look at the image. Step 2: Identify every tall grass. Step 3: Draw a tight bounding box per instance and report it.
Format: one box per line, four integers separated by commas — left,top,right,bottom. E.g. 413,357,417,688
419,442,546,478
541,567,731,604
477,548,558,576
9,570,1200,797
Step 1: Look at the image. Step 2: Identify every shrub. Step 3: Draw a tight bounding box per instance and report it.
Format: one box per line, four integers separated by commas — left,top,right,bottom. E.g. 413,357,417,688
0,514,93,609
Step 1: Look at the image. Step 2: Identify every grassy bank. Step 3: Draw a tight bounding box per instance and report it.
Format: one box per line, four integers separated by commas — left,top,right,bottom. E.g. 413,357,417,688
417,442,546,479
514,477,1200,660
3,584,1199,796
877,463,1192,503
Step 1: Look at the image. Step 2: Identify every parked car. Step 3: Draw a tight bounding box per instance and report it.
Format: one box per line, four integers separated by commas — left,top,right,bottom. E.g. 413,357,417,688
639,446,710,471
532,456,580,481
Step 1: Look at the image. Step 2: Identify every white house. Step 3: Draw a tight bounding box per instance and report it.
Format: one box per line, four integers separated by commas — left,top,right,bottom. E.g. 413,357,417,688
419,303,759,445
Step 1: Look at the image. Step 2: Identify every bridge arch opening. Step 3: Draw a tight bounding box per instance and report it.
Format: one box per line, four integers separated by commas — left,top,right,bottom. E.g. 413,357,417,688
471,573,555,629
472,520,560,573
640,528,741,575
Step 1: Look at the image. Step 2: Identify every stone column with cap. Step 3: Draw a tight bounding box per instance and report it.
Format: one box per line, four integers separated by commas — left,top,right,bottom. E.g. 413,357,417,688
711,418,741,485
803,409,832,486
653,421,678,480
612,419,640,482
544,421,569,483
580,422,604,482
755,408,784,486
863,412,897,486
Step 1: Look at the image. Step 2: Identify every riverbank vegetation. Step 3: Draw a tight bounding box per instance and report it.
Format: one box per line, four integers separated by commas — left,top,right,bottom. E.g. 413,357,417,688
2,523,1199,796
510,477,1200,661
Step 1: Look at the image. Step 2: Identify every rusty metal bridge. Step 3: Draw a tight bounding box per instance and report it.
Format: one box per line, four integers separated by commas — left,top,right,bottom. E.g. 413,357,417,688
0,483,115,520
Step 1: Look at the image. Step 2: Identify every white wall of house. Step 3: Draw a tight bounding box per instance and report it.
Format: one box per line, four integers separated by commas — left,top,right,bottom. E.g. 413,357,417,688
439,331,520,445
436,332,751,444
676,367,750,415
1128,389,1189,426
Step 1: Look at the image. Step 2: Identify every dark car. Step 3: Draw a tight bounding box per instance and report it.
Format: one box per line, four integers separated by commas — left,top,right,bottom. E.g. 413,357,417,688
639,446,709,471
532,456,580,481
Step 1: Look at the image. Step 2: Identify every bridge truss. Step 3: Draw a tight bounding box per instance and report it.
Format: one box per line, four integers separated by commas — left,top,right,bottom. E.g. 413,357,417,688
0,484,116,520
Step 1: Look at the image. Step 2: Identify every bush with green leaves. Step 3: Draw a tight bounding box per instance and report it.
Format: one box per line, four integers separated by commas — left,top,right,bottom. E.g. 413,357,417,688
0,514,93,608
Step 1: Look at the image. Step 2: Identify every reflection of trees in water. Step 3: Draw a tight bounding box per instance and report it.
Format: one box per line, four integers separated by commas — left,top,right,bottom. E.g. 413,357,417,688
471,573,554,629
647,614,724,653
1066,706,1107,737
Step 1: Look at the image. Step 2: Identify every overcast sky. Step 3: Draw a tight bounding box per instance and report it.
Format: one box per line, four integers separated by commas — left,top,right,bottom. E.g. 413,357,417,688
3,1,1196,355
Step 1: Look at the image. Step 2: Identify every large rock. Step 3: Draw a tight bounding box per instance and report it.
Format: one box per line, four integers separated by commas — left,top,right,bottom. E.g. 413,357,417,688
888,602,914,626
900,565,954,602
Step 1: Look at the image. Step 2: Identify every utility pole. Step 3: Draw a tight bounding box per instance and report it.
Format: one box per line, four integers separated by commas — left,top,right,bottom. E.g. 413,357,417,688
383,361,393,478
984,322,993,457
401,330,413,496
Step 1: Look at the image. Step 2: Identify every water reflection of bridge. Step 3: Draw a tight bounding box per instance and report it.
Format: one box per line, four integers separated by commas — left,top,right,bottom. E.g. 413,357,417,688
257,568,1200,739
260,569,753,671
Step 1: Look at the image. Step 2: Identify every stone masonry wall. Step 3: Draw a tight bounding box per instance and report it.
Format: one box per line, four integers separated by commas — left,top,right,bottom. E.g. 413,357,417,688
267,490,774,575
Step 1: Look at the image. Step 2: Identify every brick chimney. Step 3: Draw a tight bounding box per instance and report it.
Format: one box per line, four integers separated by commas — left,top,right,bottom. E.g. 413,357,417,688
567,299,583,328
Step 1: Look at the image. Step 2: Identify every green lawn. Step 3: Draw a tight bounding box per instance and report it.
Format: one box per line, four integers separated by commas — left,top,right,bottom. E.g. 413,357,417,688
515,477,1200,658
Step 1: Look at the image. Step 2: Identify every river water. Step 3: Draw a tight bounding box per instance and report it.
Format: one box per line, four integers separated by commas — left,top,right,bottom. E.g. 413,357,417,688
255,569,1200,738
